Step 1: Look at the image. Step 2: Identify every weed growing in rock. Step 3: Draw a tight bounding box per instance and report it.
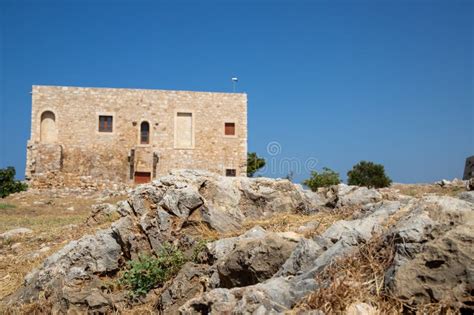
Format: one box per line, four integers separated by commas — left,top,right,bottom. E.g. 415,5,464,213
119,243,185,298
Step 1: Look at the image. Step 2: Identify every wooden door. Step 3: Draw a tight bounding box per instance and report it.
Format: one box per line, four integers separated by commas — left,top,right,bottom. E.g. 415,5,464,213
134,172,151,184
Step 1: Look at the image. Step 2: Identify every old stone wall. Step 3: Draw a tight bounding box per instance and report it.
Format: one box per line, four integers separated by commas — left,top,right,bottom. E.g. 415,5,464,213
26,85,247,186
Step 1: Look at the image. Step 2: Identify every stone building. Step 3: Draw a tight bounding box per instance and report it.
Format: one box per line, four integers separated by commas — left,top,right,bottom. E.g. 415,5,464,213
26,85,247,186
463,156,474,180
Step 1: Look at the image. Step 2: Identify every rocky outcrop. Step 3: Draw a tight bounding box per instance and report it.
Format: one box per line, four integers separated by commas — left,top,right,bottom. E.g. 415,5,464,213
216,233,297,288
7,170,325,312
385,196,474,309
157,262,213,314
6,170,474,314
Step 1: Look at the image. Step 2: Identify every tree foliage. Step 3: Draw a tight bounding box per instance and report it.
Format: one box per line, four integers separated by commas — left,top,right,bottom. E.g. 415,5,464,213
247,152,266,177
303,167,341,191
0,167,27,198
347,161,392,188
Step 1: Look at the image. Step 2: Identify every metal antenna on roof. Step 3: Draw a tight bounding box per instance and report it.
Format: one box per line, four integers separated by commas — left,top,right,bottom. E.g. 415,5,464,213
232,77,238,92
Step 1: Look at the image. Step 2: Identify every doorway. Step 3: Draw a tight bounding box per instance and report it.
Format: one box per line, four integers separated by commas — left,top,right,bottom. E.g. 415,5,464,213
134,171,151,184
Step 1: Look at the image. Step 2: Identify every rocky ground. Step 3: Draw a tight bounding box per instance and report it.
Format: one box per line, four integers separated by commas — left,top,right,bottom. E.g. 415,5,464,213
0,171,473,314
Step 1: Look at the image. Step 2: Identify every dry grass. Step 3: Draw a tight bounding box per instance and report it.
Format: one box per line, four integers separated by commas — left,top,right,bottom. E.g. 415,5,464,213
0,190,126,304
392,183,465,198
191,207,355,242
242,207,354,237
296,235,462,315
296,235,401,314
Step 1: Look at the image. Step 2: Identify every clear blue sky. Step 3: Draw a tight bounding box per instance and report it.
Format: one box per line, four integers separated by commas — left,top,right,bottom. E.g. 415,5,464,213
0,0,472,183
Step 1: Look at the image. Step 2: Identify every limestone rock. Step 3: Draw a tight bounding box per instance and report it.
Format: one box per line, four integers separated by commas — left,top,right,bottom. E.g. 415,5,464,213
277,238,323,276
157,262,212,314
10,170,325,311
458,191,474,204
326,184,383,208
180,276,317,314
0,228,33,240
321,200,402,243
205,226,267,262
216,234,297,288
86,203,119,225
14,230,121,305
385,196,474,309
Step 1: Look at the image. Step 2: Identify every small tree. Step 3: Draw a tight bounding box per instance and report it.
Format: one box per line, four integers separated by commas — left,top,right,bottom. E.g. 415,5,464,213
347,161,392,188
303,167,341,191
247,152,266,177
0,167,27,198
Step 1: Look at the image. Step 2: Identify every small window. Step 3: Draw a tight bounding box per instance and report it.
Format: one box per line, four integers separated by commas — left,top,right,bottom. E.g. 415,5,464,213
99,115,113,132
225,122,235,136
140,121,150,144
226,169,236,177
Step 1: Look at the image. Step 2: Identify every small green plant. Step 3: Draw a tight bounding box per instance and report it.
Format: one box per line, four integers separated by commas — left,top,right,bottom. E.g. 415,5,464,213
0,203,16,209
303,167,341,191
119,243,185,298
0,167,27,198
347,161,392,188
247,152,266,177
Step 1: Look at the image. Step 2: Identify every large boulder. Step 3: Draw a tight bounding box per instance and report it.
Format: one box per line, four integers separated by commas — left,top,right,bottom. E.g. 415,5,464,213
385,196,474,309
10,230,121,311
216,234,297,288
276,238,323,277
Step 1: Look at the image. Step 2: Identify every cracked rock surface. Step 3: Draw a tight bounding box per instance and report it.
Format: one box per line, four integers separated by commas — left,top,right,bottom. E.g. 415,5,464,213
6,170,474,314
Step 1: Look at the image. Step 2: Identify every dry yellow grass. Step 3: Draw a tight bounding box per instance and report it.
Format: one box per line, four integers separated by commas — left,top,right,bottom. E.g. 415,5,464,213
296,234,462,315
242,208,355,237
296,235,402,314
0,191,126,304
392,183,465,198
192,207,356,242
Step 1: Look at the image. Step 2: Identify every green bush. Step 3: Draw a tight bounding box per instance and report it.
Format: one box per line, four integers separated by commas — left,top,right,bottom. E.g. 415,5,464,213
119,243,185,298
303,167,341,191
0,167,27,198
247,152,266,177
347,161,392,188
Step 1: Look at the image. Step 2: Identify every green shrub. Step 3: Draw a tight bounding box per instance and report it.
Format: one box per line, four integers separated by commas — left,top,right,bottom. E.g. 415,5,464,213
119,243,185,298
303,167,341,191
347,161,392,188
247,152,266,177
0,167,27,198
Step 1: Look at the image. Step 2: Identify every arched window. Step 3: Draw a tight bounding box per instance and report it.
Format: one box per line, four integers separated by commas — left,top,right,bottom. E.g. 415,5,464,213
40,111,57,143
140,121,150,144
